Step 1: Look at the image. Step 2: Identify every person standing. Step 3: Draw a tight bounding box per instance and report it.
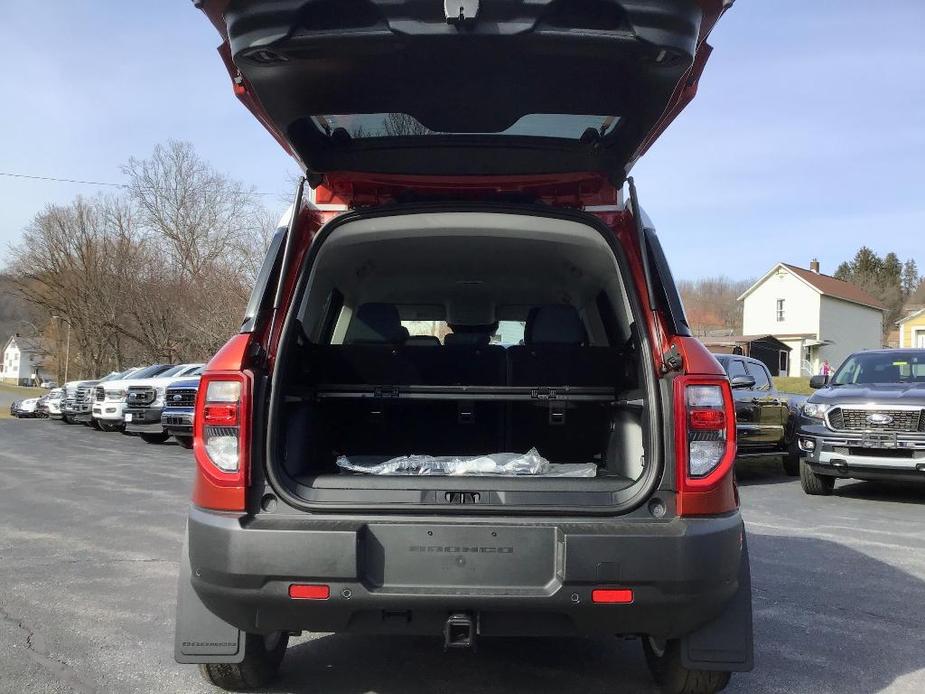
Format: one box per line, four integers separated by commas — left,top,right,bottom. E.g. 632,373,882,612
821,360,831,378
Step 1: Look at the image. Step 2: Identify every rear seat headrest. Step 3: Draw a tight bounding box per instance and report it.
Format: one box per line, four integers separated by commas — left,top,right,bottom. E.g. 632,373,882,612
444,333,491,347
525,305,588,345
344,303,408,344
405,335,441,346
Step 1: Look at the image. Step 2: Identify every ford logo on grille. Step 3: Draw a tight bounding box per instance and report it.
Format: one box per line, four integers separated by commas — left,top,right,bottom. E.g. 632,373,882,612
172,394,182,402
867,413,893,425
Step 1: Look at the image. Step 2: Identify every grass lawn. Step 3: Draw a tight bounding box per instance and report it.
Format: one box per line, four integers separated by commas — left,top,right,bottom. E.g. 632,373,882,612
773,376,815,395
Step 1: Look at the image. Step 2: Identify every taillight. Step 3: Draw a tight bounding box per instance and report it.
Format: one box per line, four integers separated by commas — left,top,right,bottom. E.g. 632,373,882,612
192,335,253,512
674,376,737,516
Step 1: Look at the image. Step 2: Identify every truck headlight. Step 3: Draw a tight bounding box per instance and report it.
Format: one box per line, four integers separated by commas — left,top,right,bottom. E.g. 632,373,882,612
802,402,830,419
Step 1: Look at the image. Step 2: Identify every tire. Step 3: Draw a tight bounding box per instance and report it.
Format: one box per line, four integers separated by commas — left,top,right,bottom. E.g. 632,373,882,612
782,441,800,477
200,632,288,692
89,418,101,430
98,420,122,433
175,435,194,450
63,414,76,424
799,459,835,496
643,638,731,694
140,432,170,444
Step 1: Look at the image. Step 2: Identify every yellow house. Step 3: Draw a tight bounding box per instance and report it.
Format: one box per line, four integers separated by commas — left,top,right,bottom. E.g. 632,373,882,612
898,308,925,348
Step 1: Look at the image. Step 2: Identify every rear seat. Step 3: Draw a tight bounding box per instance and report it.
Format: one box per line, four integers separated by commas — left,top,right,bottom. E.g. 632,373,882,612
307,303,619,462
506,305,620,464
507,305,623,387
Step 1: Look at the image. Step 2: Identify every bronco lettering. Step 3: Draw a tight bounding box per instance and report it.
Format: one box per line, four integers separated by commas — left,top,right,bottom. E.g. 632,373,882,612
409,545,514,554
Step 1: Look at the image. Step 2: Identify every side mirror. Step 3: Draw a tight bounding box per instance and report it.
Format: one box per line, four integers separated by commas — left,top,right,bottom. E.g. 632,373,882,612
809,375,829,389
730,375,756,389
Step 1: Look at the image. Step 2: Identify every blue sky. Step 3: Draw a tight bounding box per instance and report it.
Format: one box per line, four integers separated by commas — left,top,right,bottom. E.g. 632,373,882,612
1,1,923,280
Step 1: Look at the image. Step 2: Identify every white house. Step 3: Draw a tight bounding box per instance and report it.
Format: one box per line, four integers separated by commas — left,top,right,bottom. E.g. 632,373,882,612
1,335,46,386
738,261,884,377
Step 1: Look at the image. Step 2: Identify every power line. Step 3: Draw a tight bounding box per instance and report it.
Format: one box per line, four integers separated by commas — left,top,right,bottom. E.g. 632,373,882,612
0,171,127,187
0,170,281,196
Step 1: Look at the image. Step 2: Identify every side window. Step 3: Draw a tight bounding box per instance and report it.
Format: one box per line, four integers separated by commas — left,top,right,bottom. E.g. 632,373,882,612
746,361,771,391
776,299,785,322
726,359,748,379
241,227,287,333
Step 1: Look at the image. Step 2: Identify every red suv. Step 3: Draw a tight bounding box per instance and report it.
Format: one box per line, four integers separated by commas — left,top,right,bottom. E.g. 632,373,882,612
175,2,752,693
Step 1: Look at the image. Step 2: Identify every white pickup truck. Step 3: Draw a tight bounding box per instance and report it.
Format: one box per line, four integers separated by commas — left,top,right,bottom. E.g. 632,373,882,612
91,364,202,433
123,364,205,443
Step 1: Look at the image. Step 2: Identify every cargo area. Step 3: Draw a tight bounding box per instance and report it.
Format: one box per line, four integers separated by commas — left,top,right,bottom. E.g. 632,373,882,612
267,210,659,510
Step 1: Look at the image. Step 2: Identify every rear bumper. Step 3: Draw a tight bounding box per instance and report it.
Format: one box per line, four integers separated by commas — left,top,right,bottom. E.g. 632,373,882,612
797,420,925,481
188,508,745,641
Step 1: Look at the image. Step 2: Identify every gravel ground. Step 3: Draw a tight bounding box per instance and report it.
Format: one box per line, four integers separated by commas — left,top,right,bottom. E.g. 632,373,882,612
1,418,923,693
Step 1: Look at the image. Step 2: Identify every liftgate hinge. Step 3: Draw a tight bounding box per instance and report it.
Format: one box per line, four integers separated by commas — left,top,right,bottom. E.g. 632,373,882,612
662,344,683,372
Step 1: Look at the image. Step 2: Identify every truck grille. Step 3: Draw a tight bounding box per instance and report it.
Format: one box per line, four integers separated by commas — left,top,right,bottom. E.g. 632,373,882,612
165,388,197,408
127,386,156,407
75,386,92,404
95,386,105,402
828,407,923,433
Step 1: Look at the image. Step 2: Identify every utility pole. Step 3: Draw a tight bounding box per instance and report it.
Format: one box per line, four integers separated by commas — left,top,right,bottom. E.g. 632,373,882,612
52,315,71,383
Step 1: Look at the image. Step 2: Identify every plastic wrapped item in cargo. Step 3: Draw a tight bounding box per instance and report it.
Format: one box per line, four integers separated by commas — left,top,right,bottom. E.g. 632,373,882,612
334,448,598,477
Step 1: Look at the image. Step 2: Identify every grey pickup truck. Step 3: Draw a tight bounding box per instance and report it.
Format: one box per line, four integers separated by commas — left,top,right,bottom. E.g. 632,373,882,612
796,349,925,495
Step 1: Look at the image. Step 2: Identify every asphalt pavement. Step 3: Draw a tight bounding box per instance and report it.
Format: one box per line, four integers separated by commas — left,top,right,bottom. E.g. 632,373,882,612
1,419,923,693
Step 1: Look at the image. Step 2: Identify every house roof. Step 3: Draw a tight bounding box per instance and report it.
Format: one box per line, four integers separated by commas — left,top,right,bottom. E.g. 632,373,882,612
737,263,885,311
4,335,44,354
897,307,925,326
699,334,792,351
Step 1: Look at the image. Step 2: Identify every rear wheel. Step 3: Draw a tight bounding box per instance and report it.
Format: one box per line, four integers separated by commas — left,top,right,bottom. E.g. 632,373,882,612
175,435,194,450
199,632,288,692
799,460,835,496
140,432,170,444
98,420,122,433
643,638,731,694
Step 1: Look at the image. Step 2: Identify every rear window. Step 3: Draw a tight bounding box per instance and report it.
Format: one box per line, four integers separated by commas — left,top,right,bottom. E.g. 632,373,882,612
311,113,620,140
401,320,526,346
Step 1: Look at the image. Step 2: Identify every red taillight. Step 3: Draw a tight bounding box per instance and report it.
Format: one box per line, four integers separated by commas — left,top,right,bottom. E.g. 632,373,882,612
203,404,239,426
674,376,737,516
192,335,253,512
289,584,330,600
689,408,725,430
591,588,634,604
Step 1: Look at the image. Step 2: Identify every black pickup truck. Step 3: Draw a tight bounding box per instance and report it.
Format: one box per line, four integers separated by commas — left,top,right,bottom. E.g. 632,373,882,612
796,349,925,495
714,354,801,476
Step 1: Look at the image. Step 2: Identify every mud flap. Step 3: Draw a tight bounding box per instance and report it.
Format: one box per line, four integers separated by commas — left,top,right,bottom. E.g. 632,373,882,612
680,535,754,672
174,526,245,664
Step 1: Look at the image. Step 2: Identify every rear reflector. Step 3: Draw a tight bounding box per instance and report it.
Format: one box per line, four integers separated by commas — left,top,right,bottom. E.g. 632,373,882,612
591,588,634,604
689,408,726,430
289,584,330,600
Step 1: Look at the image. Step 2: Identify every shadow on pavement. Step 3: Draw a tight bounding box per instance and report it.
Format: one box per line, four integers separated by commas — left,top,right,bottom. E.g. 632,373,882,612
734,456,794,487
271,632,656,694
834,479,925,505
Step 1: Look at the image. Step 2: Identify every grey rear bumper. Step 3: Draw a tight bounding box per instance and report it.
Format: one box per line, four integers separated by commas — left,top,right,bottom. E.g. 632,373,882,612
177,506,751,671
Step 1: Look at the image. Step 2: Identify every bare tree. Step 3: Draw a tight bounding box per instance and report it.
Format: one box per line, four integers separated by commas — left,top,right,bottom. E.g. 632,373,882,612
5,141,280,373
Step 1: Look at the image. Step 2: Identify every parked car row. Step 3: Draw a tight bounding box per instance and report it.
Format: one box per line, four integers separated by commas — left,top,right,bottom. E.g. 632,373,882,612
13,363,204,447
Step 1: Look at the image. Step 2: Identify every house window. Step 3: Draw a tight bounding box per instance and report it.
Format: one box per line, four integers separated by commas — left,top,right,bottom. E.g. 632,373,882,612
776,299,785,322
